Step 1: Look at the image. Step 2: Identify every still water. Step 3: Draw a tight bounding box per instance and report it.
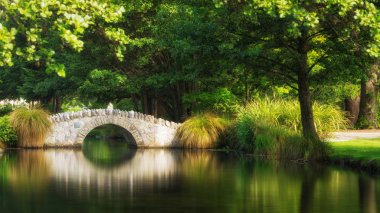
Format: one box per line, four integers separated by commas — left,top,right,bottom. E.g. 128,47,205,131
0,142,379,212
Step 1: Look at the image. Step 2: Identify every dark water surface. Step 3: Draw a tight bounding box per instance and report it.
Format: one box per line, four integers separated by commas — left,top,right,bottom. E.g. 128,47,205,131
0,144,379,213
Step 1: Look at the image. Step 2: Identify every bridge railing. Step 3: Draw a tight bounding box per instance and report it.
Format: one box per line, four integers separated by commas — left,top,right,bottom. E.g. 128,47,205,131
50,109,181,129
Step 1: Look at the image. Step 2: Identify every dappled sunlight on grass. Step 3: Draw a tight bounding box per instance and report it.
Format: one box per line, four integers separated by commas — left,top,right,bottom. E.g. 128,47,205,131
331,139,380,160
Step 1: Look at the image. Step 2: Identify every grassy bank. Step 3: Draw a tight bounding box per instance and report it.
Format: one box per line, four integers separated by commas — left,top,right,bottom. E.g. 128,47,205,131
330,139,380,173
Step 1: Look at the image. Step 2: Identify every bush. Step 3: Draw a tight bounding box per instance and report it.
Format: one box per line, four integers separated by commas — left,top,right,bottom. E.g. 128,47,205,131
176,113,228,148
0,116,17,147
240,98,348,138
235,111,330,160
235,114,255,151
0,104,13,116
10,108,52,148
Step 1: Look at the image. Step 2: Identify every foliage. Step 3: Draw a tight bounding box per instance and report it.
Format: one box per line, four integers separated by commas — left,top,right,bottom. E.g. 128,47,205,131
61,98,86,112
10,108,51,148
240,99,348,138
312,84,361,105
0,104,13,116
183,88,240,116
0,0,126,76
115,98,135,111
0,116,17,147
235,114,255,151
176,113,227,148
234,114,329,160
78,69,130,105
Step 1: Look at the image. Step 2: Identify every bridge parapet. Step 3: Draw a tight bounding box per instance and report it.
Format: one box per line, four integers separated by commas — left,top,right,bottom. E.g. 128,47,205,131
50,109,181,129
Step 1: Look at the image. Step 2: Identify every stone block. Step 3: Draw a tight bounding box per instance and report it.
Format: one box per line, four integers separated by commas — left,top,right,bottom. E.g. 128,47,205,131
74,121,82,129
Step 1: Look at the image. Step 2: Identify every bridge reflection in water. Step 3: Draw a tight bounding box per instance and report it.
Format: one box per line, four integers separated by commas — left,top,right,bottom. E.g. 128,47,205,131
1,148,379,212
44,149,180,196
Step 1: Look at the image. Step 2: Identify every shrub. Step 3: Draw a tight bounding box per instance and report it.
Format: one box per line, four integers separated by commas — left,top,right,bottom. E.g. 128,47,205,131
0,116,17,147
240,98,348,138
235,114,255,151
10,108,52,148
176,113,227,148
235,113,330,160
0,104,13,116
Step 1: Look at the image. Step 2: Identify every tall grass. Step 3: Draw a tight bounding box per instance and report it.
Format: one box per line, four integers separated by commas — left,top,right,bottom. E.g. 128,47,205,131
234,98,338,160
10,108,52,148
235,115,330,160
176,113,227,148
241,98,348,138
235,114,306,159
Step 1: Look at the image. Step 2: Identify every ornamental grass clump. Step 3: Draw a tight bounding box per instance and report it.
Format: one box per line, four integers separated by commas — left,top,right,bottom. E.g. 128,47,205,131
176,113,227,148
236,98,341,159
10,108,52,148
241,98,348,138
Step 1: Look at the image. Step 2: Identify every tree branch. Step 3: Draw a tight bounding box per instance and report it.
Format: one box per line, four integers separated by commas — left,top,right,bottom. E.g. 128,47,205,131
308,53,329,73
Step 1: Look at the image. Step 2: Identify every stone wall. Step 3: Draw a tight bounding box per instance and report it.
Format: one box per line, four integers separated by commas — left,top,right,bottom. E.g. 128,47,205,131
45,109,181,148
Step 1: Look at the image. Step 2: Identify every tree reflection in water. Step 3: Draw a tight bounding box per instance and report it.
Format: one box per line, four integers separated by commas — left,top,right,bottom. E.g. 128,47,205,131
0,148,379,212
359,175,377,213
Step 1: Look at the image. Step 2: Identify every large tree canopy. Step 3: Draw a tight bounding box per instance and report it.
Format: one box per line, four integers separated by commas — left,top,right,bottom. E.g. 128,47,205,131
213,0,380,139
0,0,125,76
1,0,380,138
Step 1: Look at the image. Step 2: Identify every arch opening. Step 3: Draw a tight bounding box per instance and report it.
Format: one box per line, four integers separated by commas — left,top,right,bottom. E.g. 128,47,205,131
84,124,138,148
82,124,138,167
75,117,145,146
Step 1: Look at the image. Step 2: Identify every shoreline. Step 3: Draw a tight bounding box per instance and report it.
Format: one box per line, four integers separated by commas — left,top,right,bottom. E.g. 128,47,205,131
328,157,380,175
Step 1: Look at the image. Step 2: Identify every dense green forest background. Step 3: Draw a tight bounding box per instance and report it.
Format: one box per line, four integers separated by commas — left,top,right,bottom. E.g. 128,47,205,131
1,0,380,142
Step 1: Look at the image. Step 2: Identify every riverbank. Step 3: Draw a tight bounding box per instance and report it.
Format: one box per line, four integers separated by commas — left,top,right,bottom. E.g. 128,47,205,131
329,139,380,174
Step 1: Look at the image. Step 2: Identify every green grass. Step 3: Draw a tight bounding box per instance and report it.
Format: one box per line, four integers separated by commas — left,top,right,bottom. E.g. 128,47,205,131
234,111,330,160
330,139,380,173
240,98,348,138
331,139,380,160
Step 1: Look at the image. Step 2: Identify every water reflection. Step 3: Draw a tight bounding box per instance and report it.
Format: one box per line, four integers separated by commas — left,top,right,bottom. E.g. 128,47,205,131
0,149,379,212
83,139,136,167
359,176,377,213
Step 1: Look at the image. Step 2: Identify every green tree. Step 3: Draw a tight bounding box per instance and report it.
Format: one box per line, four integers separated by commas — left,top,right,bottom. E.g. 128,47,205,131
0,0,125,76
217,0,380,139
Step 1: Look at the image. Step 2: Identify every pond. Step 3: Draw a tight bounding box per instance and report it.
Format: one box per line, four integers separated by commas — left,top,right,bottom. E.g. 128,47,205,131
0,126,379,212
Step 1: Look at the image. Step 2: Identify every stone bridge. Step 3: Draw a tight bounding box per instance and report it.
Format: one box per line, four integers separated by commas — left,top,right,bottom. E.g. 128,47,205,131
45,109,181,148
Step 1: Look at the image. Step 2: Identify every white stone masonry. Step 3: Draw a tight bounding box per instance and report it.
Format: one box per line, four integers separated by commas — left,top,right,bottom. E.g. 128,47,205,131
45,109,181,148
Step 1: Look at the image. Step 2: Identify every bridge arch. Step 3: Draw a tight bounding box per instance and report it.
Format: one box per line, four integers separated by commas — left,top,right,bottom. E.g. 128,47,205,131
75,117,144,146
45,109,181,148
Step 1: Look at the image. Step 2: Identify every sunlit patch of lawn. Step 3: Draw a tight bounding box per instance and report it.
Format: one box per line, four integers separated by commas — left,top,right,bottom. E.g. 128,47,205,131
330,139,380,160
330,139,380,173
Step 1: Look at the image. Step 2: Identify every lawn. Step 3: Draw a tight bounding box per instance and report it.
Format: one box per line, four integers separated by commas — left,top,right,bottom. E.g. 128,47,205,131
330,139,380,173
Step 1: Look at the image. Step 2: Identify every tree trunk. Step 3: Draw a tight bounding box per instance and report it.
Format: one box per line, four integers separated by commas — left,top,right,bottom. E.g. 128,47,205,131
297,34,319,140
344,97,360,127
357,63,379,129
131,94,139,112
141,90,148,114
54,96,61,113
